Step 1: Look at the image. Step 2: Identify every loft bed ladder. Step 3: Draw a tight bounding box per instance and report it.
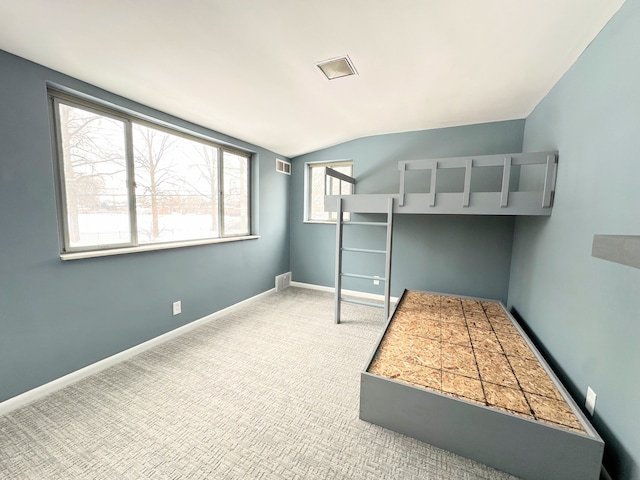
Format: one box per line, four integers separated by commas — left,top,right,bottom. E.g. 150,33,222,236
334,196,394,325
327,168,393,324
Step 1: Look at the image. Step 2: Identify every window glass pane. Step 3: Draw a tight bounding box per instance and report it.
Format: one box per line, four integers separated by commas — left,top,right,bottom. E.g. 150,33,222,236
307,162,352,222
52,91,252,254
132,123,220,243
310,166,328,221
58,103,131,248
222,151,250,236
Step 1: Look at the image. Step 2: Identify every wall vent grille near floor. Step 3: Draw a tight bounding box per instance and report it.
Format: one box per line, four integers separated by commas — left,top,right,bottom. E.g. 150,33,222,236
275,272,291,291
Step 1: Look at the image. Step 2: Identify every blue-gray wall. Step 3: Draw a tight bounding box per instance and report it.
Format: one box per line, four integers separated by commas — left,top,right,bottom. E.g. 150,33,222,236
508,1,640,478
290,121,525,303
0,50,290,403
3,4,638,475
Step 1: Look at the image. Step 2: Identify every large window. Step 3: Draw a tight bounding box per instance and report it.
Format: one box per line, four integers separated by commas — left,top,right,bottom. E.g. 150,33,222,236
305,160,353,222
51,92,251,255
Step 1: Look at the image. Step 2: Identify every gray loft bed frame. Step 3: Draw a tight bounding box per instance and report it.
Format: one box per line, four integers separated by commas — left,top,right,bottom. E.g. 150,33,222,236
325,151,558,324
321,151,605,478
325,151,558,216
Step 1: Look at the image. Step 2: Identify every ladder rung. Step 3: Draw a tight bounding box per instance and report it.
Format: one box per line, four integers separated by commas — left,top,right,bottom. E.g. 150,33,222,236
340,298,384,309
342,247,386,254
343,221,388,227
341,273,386,281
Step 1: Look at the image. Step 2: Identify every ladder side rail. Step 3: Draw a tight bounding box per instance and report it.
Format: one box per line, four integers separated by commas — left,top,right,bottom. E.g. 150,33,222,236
384,197,394,321
334,197,344,324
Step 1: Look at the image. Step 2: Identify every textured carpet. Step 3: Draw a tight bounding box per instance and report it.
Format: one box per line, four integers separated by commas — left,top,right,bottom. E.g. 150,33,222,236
0,287,518,479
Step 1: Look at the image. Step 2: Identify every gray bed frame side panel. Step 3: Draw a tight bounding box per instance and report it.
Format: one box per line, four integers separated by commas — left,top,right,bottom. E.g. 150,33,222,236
360,373,604,480
359,290,604,480
325,192,553,215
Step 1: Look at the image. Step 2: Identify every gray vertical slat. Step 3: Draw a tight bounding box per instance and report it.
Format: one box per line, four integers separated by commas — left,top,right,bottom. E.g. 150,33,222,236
383,197,394,321
334,197,343,324
398,162,406,207
463,158,472,207
500,157,512,208
429,161,438,207
542,153,557,207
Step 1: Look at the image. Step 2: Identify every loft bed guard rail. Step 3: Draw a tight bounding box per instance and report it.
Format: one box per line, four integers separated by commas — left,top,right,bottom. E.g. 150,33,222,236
325,166,356,191
325,151,558,216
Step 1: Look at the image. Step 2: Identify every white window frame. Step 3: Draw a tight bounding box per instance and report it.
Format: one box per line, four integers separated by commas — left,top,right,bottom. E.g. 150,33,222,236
49,89,254,259
304,160,353,223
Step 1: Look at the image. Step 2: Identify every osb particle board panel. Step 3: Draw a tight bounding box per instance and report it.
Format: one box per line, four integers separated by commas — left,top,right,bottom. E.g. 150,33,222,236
361,290,604,480
368,290,583,432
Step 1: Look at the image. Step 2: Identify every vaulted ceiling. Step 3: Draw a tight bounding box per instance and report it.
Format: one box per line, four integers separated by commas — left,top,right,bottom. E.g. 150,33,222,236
0,0,626,157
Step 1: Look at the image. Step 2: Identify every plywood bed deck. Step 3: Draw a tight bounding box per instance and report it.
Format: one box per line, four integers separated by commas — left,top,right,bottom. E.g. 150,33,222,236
368,290,583,433
360,290,604,480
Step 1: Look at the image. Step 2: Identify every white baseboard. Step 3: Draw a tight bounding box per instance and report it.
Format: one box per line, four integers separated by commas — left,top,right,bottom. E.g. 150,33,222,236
0,288,275,417
290,281,399,303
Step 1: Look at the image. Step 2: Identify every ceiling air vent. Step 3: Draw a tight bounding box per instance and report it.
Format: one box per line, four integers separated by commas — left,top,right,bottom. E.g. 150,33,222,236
316,56,357,80
276,158,291,175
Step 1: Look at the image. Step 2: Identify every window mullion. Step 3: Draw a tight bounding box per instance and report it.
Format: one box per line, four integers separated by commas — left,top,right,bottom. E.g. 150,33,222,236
307,163,314,222
218,147,225,237
125,119,139,247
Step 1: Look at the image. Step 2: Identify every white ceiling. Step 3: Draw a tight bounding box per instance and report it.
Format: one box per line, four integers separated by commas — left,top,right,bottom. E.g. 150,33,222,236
0,1,626,157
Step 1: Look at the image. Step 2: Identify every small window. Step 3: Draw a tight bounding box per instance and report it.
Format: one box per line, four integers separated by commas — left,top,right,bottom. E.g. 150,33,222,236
51,91,251,255
305,160,353,222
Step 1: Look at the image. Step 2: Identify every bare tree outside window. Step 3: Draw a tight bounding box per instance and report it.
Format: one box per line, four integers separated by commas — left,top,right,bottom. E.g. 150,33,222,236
132,124,178,242
58,103,130,247
191,144,219,234
133,123,227,243
223,151,249,236
52,92,251,254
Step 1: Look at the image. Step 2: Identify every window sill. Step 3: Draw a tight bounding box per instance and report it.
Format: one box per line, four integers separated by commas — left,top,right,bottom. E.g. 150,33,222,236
60,235,260,261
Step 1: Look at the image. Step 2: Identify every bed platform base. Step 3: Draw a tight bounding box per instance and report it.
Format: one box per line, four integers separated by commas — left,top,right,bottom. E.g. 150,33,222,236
360,290,604,480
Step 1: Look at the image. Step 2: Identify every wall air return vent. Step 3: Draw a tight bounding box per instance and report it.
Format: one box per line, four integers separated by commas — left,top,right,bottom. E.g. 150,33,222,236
276,158,291,175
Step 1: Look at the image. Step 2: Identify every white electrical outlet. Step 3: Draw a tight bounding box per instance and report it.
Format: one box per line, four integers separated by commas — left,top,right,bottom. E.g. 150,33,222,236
172,300,182,316
373,275,380,285
585,386,597,416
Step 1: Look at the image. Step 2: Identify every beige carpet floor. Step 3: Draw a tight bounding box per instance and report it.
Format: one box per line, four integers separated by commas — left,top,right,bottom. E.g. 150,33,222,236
0,287,518,479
